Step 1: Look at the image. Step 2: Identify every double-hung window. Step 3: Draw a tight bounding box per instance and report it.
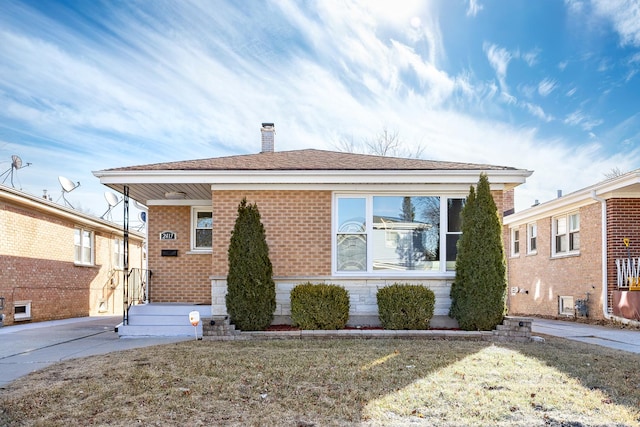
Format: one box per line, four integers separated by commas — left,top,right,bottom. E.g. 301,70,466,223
74,228,94,266
553,212,580,256
335,195,465,274
527,223,537,254
192,208,213,251
511,228,520,257
114,238,124,269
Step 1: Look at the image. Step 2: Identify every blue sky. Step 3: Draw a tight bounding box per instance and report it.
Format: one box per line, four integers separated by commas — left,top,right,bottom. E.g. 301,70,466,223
1,0,639,220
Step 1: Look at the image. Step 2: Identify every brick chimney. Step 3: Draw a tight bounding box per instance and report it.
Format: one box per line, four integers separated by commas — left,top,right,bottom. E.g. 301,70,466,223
261,123,275,153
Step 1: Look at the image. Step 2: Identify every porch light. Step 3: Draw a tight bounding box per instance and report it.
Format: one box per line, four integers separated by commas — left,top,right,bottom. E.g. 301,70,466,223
164,191,187,200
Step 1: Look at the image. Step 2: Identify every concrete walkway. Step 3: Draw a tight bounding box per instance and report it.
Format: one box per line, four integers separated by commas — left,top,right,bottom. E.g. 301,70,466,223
0,316,638,388
531,318,640,354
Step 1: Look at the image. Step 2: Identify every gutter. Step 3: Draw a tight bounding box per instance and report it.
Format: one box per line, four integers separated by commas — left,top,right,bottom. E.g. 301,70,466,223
590,191,640,327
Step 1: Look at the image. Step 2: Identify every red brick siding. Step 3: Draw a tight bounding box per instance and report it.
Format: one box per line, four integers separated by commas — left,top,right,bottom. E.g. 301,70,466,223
507,203,603,319
605,198,640,299
0,200,142,325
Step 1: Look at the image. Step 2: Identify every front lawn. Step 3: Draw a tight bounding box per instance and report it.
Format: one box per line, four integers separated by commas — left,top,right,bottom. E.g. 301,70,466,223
1,337,639,426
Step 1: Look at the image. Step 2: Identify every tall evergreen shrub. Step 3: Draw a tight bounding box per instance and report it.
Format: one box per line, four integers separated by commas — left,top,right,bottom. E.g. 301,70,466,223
225,198,276,331
449,173,507,330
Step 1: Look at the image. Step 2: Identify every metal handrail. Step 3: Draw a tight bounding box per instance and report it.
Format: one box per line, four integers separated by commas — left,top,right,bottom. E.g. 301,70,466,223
123,268,151,325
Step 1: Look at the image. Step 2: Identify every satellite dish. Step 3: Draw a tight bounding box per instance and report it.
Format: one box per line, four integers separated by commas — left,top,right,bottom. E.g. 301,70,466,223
57,176,80,208
59,176,79,193
136,211,147,231
1,154,31,188
134,200,148,211
101,191,122,220
11,155,22,169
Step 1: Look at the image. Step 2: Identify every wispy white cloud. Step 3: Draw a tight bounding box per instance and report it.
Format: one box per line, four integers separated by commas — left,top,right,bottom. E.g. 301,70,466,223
592,0,640,46
0,0,638,216
466,0,484,17
564,110,604,131
520,48,540,67
538,78,558,96
483,42,513,92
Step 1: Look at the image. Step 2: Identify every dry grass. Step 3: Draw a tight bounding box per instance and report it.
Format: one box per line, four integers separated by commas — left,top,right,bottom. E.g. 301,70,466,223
1,336,639,426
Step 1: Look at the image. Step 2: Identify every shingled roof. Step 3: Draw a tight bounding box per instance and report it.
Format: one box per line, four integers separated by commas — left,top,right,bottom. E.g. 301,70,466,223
105,149,517,172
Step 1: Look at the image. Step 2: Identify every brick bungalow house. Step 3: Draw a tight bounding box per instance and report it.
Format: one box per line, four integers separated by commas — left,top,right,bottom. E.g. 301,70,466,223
0,184,145,326
504,170,640,325
93,124,532,336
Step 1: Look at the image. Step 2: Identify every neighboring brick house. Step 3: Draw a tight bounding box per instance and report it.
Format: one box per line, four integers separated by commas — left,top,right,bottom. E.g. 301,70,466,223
94,124,532,336
0,184,145,326
504,171,640,324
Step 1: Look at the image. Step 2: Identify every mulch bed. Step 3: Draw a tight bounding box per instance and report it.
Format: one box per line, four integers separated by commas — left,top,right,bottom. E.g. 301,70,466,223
265,325,460,331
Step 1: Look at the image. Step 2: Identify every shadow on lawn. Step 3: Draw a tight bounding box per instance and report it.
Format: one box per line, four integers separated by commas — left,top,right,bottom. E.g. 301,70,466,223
1,337,639,426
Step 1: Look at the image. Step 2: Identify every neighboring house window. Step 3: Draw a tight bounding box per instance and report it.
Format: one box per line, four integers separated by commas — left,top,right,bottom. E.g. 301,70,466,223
527,223,537,254
74,228,94,265
335,195,465,274
114,238,124,269
553,212,580,255
511,228,520,256
14,300,31,321
192,208,213,250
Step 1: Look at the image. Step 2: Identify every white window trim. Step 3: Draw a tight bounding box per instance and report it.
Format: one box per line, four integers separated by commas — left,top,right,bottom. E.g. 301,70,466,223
332,193,465,277
113,238,124,270
75,228,94,266
552,211,580,257
190,206,213,252
511,227,520,257
14,300,32,321
527,222,537,255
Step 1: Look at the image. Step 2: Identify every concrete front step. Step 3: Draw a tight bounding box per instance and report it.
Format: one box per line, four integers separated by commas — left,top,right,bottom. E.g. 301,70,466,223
118,323,203,337
119,304,211,337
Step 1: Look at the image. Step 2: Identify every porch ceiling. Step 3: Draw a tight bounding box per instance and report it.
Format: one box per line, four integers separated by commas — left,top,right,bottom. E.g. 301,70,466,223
102,183,212,205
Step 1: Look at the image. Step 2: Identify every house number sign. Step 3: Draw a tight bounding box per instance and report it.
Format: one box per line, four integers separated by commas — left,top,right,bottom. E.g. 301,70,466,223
160,231,177,240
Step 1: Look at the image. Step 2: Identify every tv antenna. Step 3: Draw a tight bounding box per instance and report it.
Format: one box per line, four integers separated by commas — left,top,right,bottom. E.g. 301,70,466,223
100,191,122,220
0,155,31,188
57,176,80,208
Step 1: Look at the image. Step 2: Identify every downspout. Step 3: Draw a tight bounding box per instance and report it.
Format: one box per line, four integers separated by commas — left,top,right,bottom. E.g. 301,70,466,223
590,190,640,326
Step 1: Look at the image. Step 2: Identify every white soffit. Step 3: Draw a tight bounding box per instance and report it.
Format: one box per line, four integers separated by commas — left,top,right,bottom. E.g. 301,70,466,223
95,169,531,186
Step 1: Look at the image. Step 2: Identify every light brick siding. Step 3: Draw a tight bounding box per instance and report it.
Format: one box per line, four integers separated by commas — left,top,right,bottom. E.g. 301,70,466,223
211,190,333,277
147,206,212,303
507,202,603,319
0,198,142,326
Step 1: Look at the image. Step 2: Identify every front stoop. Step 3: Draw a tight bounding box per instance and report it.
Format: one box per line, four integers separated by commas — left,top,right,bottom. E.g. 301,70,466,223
491,316,533,343
202,317,242,340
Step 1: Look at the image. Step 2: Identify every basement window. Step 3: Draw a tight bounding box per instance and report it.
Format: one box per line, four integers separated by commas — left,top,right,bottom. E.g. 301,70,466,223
14,301,31,321
558,296,574,317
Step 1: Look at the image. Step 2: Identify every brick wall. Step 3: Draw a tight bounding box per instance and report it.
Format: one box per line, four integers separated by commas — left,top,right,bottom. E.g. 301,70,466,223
147,205,212,303
507,202,603,319
211,190,333,277
0,198,142,326
605,199,640,298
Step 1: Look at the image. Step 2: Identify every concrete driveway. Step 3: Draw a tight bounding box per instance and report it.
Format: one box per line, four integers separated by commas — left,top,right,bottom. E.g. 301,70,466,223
0,316,190,388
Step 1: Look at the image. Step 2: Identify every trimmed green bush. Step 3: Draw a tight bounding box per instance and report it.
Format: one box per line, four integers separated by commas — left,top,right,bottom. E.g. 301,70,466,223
226,198,276,331
377,283,435,330
290,283,350,330
450,173,507,331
